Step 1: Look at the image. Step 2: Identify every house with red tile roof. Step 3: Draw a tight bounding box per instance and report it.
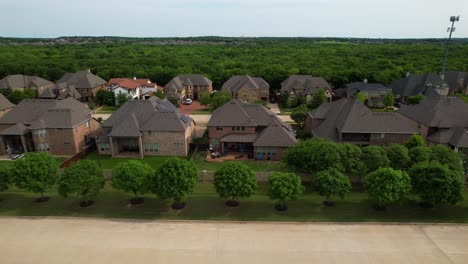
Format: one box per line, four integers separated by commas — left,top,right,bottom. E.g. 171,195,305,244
108,77,157,99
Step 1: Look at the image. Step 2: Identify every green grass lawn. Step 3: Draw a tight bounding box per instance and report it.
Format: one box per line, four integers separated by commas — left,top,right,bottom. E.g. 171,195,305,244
96,106,118,113
456,93,468,103
192,152,290,172
1,182,468,222
82,151,174,170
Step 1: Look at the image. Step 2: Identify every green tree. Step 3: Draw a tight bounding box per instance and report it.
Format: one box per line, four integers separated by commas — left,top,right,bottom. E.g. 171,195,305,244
356,91,366,103
364,167,411,210
408,145,431,164
213,163,257,207
116,93,128,107
210,91,232,109
361,145,390,173
310,88,326,109
153,89,165,99
58,160,104,207
339,144,366,176
430,144,464,172
383,92,394,109
283,139,343,174
406,94,424,105
199,92,211,108
290,104,309,128
404,134,425,149
314,169,351,206
11,153,59,202
385,144,410,169
95,89,107,105
103,91,116,106
409,162,464,207
279,91,289,108
0,167,11,193
8,89,35,104
267,172,304,211
152,158,198,209
111,160,153,204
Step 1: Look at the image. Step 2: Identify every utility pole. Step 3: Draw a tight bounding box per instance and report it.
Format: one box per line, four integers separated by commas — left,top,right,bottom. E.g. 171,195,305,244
441,15,460,80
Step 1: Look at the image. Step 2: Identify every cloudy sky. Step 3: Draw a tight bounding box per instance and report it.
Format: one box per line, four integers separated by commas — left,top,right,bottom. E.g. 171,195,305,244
1,0,467,38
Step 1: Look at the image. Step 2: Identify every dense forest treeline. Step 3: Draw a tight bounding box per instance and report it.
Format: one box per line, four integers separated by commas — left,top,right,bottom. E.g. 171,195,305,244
0,38,467,89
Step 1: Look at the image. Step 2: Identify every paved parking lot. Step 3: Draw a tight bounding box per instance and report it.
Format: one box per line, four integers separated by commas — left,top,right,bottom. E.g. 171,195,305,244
1,218,467,264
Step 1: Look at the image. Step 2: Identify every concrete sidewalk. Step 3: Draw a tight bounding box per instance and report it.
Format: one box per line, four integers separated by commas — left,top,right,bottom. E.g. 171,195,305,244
1,217,467,264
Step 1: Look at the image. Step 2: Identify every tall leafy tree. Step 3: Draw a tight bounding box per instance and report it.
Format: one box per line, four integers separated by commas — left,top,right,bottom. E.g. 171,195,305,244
213,163,257,207
116,93,128,107
290,104,309,128
267,172,304,211
0,167,11,194
408,145,431,164
112,160,153,205
385,144,410,169
383,92,394,109
409,161,464,207
339,144,366,176
58,160,104,207
364,167,411,210
152,158,198,209
310,88,326,109
404,134,425,149
429,144,464,172
199,92,211,108
314,169,351,206
210,91,232,109
11,153,59,202
356,91,366,103
361,145,390,173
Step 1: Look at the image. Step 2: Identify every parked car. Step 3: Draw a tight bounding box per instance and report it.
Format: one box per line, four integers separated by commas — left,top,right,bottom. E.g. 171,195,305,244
184,98,193,105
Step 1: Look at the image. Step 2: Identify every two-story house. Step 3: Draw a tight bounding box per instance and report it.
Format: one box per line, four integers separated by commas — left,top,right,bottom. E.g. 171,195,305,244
304,98,417,145
390,72,449,101
280,75,332,104
221,75,269,102
0,74,54,97
164,74,213,103
97,97,195,158
0,94,15,117
207,99,297,160
342,80,392,108
0,97,100,156
107,77,157,100
45,70,107,102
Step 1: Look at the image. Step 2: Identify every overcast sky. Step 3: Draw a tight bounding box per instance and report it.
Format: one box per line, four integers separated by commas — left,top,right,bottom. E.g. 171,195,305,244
1,0,467,38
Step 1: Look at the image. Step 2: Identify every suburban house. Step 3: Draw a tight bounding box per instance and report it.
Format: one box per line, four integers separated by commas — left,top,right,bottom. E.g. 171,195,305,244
107,77,157,100
280,75,332,103
97,97,195,158
0,94,15,117
304,98,417,145
342,81,392,108
0,97,100,156
207,99,297,160
221,75,270,102
0,74,54,97
164,74,213,102
444,71,468,95
397,95,468,152
42,70,107,102
390,72,449,100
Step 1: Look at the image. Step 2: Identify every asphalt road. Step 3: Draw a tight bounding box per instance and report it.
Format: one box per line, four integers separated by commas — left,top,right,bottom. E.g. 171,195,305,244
1,218,467,264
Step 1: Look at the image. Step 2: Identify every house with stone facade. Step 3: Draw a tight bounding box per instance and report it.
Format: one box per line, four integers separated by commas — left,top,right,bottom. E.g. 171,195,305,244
40,70,107,102
164,74,213,103
0,74,54,98
0,94,15,117
221,75,270,102
304,98,417,145
108,77,157,100
280,75,332,104
97,97,195,158
207,99,297,160
397,95,468,152
0,97,100,156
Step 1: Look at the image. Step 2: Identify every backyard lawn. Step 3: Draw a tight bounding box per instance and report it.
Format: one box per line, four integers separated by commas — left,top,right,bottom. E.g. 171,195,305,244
1,182,468,223
82,151,174,170
96,106,118,113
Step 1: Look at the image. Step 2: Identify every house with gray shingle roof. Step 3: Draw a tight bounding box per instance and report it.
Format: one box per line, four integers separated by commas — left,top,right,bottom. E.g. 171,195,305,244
164,74,213,103
45,70,107,102
444,71,468,95
0,74,54,98
304,98,417,145
97,97,195,158
0,97,99,156
0,94,15,117
207,99,296,160
342,81,392,108
281,75,332,104
221,75,269,103
397,95,468,151
389,73,449,100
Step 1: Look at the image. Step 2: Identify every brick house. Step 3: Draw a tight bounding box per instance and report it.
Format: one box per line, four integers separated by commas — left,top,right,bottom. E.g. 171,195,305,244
221,75,269,102
280,75,332,104
304,98,417,145
207,99,297,160
0,74,54,97
0,94,15,117
397,95,468,152
164,74,213,103
0,97,100,156
97,97,195,158
108,77,157,100
41,70,107,102
340,80,392,108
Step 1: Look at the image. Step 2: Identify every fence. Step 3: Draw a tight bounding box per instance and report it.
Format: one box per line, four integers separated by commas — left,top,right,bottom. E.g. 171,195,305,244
59,144,96,169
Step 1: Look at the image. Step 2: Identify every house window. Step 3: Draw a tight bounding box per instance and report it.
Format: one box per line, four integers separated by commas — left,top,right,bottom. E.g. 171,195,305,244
380,133,385,139
99,143,110,152
33,129,47,137
85,121,90,128
37,143,49,152
216,127,223,131
144,143,159,153
148,131,155,136
232,126,244,131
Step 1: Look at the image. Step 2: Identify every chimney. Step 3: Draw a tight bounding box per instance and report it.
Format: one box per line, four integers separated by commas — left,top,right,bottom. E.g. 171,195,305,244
406,72,410,77
363,79,368,84
133,76,137,80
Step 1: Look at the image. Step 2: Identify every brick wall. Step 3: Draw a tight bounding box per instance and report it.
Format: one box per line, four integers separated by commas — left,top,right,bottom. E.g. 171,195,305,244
369,133,413,145
253,146,289,161
208,126,256,139
142,131,189,156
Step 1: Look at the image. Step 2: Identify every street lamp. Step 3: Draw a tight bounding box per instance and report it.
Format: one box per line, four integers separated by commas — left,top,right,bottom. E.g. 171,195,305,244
441,15,460,79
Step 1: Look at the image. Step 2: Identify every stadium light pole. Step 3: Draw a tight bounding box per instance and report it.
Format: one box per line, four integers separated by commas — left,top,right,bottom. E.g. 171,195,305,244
441,15,460,79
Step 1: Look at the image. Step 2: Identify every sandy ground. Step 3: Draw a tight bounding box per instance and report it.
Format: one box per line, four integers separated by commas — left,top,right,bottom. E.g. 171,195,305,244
1,218,467,264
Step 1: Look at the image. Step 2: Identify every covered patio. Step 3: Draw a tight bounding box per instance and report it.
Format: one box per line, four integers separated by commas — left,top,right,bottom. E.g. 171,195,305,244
0,123,35,155
219,133,255,158
109,136,143,158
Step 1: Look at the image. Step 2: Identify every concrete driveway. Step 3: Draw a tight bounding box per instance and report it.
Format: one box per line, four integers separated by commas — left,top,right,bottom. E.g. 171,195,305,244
1,218,467,264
